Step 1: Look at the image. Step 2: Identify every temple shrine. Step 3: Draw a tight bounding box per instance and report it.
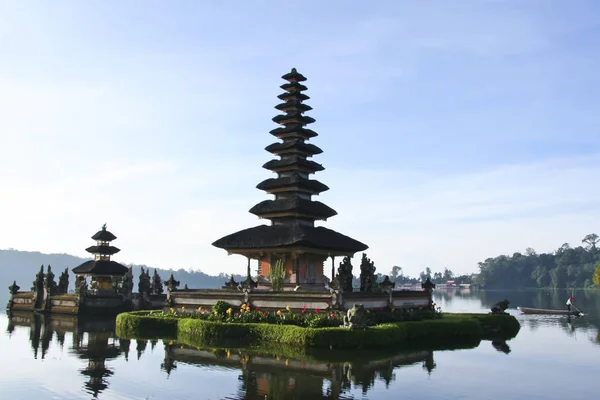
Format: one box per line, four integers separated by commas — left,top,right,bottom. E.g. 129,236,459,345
72,224,128,295
213,68,368,291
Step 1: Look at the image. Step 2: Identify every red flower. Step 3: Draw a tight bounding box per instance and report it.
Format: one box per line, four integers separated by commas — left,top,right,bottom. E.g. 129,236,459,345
256,306,260,311
315,308,320,313
331,313,335,318
263,312,267,317
301,309,305,314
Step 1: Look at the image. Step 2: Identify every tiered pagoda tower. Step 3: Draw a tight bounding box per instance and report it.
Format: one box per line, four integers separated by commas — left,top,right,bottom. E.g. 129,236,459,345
213,68,368,290
72,224,128,293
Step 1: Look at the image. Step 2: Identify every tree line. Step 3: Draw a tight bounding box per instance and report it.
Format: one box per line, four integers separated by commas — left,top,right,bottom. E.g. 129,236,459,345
387,234,600,289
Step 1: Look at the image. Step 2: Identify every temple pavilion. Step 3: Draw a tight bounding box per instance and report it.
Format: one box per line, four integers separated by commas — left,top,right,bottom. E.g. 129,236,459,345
72,224,129,294
213,68,368,291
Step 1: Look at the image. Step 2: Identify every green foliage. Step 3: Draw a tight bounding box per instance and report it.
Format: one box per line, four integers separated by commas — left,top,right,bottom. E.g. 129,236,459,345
162,304,439,329
475,234,600,289
269,259,285,291
212,300,232,315
593,263,600,286
116,311,178,339
118,310,520,349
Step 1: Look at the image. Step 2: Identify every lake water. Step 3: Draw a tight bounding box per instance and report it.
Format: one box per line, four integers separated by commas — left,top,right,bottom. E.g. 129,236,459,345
1,289,599,399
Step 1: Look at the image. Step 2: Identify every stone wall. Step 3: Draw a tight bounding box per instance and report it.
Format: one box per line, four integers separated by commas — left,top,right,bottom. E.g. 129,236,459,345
166,288,432,312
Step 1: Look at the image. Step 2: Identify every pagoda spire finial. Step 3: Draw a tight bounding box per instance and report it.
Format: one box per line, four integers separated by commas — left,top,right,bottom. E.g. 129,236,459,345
102,223,107,231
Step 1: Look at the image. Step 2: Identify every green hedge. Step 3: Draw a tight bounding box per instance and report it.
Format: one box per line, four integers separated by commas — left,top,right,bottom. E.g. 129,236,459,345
116,311,520,349
116,311,178,339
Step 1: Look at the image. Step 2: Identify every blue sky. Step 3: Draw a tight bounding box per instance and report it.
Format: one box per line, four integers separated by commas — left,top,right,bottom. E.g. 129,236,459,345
1,1,599,278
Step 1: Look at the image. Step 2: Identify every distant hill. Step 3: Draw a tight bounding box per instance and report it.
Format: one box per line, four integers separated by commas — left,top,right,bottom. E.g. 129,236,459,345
0,249,245,305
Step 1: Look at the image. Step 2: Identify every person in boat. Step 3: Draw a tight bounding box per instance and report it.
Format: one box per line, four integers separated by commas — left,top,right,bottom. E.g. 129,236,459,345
566,296,574,312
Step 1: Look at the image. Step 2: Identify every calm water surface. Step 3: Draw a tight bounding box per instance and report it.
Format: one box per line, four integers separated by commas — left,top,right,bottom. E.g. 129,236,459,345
1,289,599,400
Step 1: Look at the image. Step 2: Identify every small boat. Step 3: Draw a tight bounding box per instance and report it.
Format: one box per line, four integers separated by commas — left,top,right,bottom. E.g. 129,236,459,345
517,307,582,316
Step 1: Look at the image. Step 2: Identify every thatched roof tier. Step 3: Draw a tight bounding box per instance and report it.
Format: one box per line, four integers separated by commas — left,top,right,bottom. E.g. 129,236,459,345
281,68,307,82
91,225,116,241
85,245,120,256
264,140,322,156
269,125,318,139
278,91,310,102
249,198,337,220
280,82,307,92
256,175,329,194
263,156,324,173
72,260,128,276
275,101,312,113
272,113,315,126
212,222,368,254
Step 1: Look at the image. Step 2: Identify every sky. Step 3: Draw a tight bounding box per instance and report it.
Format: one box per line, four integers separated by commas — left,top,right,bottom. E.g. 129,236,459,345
1,0,600,279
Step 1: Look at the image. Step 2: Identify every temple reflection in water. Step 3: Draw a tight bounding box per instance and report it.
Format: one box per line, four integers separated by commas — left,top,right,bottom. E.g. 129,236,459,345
7,312,442,399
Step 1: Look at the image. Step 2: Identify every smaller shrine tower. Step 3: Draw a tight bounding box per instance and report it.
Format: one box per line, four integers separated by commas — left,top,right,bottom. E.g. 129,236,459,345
72,224,128,293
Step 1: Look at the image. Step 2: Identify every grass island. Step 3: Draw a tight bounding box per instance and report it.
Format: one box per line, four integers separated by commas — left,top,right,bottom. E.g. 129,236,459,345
116,303,520,350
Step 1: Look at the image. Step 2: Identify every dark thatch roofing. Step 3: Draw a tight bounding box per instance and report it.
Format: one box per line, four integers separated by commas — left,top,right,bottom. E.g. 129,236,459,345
270,125,318,139
85,245,120,256
281,68,307,82
249,198,337,220
91,226,116,241
263,156,324,172
265,140,322,156
212,222,368,253
278,92,310,102
280,82,307,92
275,101,312,113
72,260,129,276
272,113,315,125
256,175,329,194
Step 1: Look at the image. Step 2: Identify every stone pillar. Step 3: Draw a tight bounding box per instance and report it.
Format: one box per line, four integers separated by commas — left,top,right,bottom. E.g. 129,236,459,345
330,256,335,281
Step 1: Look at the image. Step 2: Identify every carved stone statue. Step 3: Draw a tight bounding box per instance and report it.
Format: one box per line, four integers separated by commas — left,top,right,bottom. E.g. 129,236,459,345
337,256,354,293
8,281,20,295
380,275,395,292
223,275,238,290
151,269,164,295
32,265,45,293
44,265,57,295
490,299,510,315
122,267,134,296
164,274,180,292
75,275,88,295
359,253,376,292
343,303,367,329
138,267,151,296
57,268,69,294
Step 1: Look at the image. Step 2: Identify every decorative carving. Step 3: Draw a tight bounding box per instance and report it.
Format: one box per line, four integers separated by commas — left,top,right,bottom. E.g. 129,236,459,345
32,265,45,293
151,269,164,295
75,275,88,295
122,267,134,296
241,276,257,290
359,253,376,292
490,299,510,315
223,275,238,290
421,278,436,294
343,304,367,329
57,268,69,294
44,265,57,295
164,274,180,292
138,267,151,296
380,275,395,292
8,281,20,295
336,256,354,293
